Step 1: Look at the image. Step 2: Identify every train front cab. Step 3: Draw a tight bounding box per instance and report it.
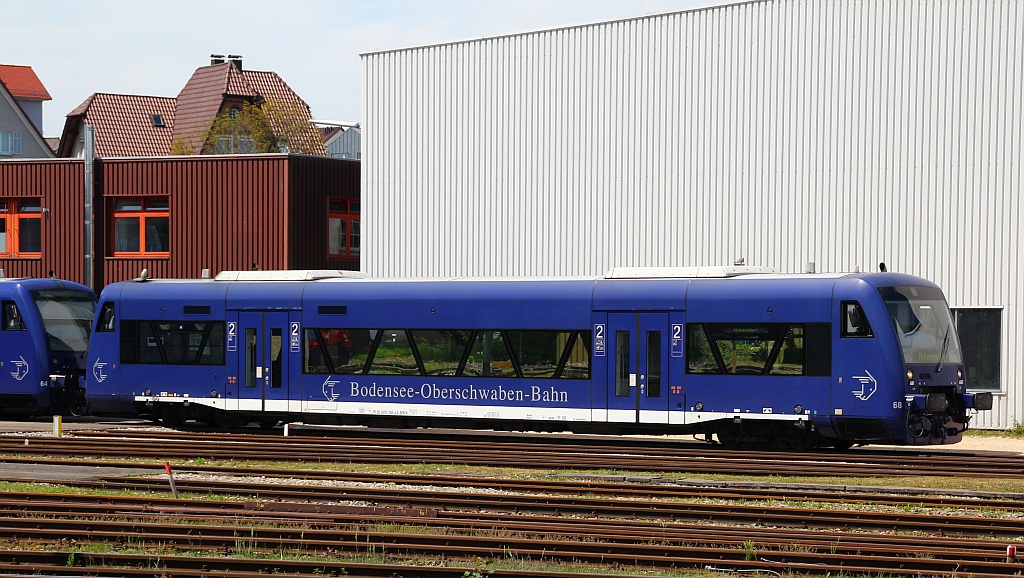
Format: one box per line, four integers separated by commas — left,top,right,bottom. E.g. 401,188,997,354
0,278,95,416
826,274,991,446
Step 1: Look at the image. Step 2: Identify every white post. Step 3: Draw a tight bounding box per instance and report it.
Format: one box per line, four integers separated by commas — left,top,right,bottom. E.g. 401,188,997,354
52,415,63,437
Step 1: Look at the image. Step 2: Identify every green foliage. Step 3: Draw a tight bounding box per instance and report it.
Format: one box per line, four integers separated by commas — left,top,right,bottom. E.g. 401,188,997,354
742,540,757,561
201,97,321,155
1007,419,1024,437
203,101,275,154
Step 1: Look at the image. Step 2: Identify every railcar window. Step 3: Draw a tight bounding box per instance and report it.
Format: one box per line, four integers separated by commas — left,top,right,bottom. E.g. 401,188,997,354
686,323,829,376
120,320,225,365
245,328,257,387
304,328,592,379
270,328,283,388
303,328,375,374
462,330,515,378
646,331,661,397
96,302,115,332
368,329,420,375
615,331,630,396
506,330,574,378
841,301,873,337
687,325,718,374
411,329,472,376
2,301,24,331
559,331,592,379
879,286,962,366
32,290,96,354
769,325,805,375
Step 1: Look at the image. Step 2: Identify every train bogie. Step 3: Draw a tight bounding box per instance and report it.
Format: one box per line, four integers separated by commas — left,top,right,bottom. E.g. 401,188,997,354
84,267,990,447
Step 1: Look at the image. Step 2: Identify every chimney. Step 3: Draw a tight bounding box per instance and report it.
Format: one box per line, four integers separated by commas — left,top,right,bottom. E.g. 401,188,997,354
228,54,243,70
210,54,225,65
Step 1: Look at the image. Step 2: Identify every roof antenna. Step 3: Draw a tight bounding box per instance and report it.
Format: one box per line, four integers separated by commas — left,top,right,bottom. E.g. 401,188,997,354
879,262,887,272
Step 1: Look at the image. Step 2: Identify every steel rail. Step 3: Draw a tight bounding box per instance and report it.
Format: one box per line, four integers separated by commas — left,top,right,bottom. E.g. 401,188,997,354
0,494,1017,558
0,494,1022,577
4,455,1022,511
22,474,1024,538
2,432,1022,477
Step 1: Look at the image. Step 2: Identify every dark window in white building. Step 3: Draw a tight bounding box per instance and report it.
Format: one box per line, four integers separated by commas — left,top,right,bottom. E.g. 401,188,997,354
954,308,1001,391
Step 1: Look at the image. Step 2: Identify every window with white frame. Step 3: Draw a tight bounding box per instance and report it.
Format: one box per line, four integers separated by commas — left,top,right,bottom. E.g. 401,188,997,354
0,131,23,156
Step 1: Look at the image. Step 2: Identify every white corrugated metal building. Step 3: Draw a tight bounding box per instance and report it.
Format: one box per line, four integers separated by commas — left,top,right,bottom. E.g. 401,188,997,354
361,0,1022,429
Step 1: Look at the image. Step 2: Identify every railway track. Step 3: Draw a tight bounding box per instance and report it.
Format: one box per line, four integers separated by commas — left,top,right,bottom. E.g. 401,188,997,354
0,491,1022,577
2,428,1023,477
4,456,1023,512
37,473,1024,538
2,426,1023,576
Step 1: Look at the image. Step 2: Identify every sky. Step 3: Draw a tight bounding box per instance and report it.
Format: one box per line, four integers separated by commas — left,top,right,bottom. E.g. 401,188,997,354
3,0,715,138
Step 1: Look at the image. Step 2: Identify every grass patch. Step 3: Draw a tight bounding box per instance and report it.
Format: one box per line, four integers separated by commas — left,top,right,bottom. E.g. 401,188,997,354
967,423,1024,438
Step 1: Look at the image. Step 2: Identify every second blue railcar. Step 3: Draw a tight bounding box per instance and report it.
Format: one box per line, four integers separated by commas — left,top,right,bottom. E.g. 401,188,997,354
85,267,991,448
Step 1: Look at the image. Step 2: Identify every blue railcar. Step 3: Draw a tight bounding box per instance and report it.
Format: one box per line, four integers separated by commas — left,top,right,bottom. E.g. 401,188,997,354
0,277,96,416
85,267,992,448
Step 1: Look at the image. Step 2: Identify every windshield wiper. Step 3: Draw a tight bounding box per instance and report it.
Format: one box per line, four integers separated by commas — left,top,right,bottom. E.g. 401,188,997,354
936,326,951,373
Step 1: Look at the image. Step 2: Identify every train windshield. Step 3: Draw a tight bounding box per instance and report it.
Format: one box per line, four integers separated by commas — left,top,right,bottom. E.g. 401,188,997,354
878,285,962,366
31,289,96,354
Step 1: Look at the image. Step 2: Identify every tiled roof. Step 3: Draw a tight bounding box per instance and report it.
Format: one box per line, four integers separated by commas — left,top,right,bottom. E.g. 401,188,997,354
0,64,51,100
58,60,325,157
171,62,236,153
63,93,176,157
173,62,326,155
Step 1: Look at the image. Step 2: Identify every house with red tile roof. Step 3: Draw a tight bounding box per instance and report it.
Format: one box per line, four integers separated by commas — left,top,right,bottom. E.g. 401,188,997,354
58,57,326,158
56,94,176,157
0,64,55,158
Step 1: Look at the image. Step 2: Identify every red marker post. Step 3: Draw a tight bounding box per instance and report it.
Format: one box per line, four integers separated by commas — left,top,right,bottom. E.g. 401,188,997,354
164,462,179,499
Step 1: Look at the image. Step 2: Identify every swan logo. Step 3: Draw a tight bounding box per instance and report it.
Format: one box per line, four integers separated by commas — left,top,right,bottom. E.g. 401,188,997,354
9,356,28,381
852,370,878,401
92,359,108,383
322,376,340,401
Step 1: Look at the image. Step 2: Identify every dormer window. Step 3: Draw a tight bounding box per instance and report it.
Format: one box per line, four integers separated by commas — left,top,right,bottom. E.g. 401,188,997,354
151,114,165,128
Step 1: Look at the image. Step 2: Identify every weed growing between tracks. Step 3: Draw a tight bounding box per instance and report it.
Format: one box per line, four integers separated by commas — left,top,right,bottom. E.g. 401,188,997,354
12,542,741,577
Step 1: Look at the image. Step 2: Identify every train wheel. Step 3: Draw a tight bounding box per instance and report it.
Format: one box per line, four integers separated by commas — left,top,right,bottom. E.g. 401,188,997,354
63,388,87,417
716,422,743,448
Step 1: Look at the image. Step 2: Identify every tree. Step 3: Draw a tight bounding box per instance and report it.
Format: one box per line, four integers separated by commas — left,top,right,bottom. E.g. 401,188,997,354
200,98,323,155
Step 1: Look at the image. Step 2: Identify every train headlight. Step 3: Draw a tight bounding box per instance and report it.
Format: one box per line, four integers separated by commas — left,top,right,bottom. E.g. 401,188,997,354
793,404,804,414
210,389,219,398
144,388,152,396
906,369,914,381
957,368,963,380
694,402,704,411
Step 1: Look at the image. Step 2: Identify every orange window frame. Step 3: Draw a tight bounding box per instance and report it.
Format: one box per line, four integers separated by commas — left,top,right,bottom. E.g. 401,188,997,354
328,198,360,259
111,197,170,258
0,199,43,259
